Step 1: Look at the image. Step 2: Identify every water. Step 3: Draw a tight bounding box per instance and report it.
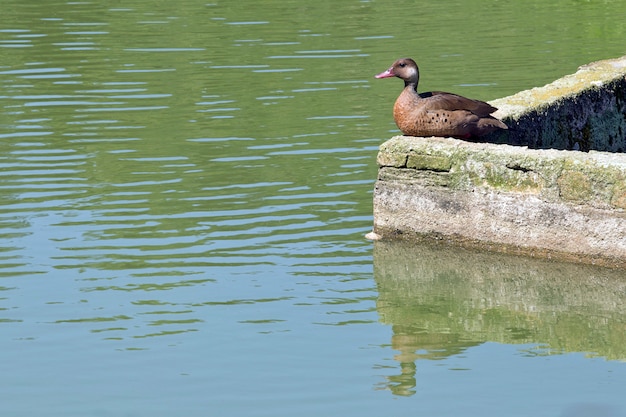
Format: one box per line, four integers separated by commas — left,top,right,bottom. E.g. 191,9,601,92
1,0,626,416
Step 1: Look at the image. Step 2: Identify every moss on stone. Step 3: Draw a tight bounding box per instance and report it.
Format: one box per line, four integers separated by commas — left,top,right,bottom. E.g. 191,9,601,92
557,170,593,202
377,151,407,168
407,153,452,172
462,160,540,193
611,181,626,209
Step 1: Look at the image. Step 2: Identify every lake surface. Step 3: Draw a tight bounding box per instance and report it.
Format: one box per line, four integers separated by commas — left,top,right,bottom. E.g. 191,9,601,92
1,1,626,416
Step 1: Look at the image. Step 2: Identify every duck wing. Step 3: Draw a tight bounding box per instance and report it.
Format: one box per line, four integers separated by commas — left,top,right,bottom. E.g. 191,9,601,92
419,91,498,117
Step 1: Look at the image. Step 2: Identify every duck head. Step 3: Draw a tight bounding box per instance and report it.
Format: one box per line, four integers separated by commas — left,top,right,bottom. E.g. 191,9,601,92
375,58,420,87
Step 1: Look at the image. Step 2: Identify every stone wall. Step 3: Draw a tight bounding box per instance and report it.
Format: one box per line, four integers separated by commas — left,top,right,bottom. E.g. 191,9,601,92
489,56,626,151
369,56,626,268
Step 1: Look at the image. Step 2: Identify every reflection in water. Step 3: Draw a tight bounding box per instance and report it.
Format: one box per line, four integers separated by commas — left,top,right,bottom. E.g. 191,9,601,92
373,240,626,396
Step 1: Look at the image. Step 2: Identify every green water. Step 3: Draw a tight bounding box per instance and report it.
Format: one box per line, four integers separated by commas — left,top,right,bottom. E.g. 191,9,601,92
1,0,626,416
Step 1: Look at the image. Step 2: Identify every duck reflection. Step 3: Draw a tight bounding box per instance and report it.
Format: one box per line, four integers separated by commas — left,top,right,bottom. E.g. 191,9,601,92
373,240,626,396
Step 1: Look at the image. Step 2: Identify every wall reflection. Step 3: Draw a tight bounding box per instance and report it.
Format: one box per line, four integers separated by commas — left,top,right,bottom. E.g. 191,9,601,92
373,240,626,396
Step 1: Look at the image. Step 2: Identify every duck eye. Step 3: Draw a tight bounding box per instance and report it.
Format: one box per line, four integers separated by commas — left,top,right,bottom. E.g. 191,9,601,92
399,63,406,67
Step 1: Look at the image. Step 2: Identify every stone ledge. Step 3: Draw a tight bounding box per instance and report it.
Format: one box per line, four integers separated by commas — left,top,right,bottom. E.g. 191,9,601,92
378,136,626,209
371,136,626,268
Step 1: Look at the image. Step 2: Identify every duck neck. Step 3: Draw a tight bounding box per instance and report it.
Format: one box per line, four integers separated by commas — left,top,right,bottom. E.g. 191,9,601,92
403,65,420,92
404,68,419,92
404,79,418,92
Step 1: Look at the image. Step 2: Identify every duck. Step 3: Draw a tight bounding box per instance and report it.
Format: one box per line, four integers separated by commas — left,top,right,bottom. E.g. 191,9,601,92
375,58,507,139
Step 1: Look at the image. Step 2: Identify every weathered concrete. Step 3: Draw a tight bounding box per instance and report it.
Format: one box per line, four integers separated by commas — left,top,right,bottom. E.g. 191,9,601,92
370,138,626,268
369,56,626,267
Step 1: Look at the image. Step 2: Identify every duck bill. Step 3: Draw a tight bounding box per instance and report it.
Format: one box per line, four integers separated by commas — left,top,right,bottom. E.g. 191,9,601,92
375,68,395,79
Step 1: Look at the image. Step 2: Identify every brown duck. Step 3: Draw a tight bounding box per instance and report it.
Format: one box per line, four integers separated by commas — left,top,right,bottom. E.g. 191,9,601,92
375,58,507,139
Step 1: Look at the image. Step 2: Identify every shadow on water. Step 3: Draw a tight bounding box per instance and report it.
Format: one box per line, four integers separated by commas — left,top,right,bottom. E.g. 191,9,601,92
373,240,626,396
